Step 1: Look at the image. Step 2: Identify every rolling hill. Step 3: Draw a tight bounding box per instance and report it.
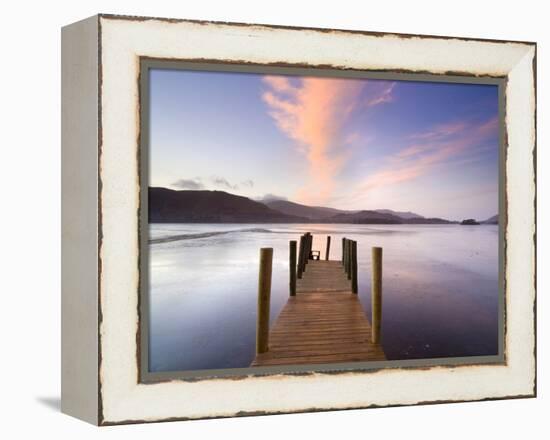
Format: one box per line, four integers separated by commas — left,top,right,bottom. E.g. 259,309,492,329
149,187,307,223
149,187,455,224
374,209,424,220
323,210,406,224
481,214,498,224
264,200,349,219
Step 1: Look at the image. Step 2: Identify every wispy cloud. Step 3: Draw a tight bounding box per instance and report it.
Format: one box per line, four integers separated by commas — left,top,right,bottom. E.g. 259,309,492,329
262,76,396,205
172,178,204,190
353,116,498,201
172,176,254,192
365,82,396,107
263,76,295,94
407,120,468,141
257,193,288,202
211,176,238,190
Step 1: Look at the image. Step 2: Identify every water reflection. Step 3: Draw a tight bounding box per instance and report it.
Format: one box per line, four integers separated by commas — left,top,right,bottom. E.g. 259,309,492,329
148,224,499,372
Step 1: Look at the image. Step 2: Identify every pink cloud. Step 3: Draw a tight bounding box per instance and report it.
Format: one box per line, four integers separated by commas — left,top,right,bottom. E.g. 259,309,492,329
355,116,498,199
365,82,396,107
408,120,468,141
263,76,294,94
476,116,499,137
262,76,396,205
394,144,433,159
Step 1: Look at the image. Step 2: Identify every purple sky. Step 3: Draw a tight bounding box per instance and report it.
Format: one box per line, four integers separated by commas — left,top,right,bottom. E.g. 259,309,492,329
148,69,499,220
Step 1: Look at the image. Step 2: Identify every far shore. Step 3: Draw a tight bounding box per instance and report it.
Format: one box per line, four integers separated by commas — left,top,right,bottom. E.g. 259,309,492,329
149,221,497,225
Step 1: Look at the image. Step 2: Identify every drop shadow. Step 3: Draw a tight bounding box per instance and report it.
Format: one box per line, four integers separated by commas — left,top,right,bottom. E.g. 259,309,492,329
36,396,61,412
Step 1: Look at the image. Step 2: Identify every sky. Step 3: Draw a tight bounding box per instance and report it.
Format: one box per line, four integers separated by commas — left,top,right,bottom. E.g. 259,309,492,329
148,68,500,221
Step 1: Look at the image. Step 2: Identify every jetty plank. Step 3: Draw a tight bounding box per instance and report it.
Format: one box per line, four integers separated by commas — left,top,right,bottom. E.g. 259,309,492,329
251,259,385,367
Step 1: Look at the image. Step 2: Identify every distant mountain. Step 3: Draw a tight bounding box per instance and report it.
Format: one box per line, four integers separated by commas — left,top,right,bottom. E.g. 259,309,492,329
264,200,349,220
149,187,306,223
481,214,498,225
266,201,427,221
374,209,424,220
148,187,455,224
323,210,453,225
325,210,403,224
405,217,455,224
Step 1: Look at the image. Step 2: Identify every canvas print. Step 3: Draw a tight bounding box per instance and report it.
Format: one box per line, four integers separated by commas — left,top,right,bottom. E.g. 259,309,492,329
144,66,501,374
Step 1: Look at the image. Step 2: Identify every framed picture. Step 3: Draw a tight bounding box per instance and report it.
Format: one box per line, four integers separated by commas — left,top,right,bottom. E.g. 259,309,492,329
61,14,536,425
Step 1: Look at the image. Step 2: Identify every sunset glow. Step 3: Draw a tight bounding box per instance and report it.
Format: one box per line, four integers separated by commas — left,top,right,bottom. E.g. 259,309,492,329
149,69,499,220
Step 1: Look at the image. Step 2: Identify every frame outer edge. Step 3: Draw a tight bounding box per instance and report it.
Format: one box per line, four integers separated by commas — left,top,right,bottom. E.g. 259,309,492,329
96,15,537,424
61,14,100,425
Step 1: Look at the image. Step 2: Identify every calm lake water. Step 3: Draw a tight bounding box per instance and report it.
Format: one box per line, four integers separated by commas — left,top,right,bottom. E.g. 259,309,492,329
148,223,499,372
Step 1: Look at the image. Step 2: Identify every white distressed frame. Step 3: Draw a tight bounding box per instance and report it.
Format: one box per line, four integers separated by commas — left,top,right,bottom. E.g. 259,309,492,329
64,14,536,425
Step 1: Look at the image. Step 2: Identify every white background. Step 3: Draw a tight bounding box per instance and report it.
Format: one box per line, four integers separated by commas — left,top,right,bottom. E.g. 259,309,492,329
0,0,546,437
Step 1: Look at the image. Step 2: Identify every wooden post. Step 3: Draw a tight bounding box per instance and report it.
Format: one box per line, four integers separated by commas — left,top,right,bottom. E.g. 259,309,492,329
343,239,347,272
289,240,297,296
341,237,345,265
351,240,358,294
346,240,353,280
304,233,312,267
343,238,348,271
256,247,273,354
346,239,351,275
297,235,305,279
304,234,308,270
325,235,331,261
371,246,383,344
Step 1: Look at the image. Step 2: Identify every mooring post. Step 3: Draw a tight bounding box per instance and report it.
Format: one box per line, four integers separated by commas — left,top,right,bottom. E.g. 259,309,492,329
343,238,348,271
341,237,346,265
343,239,347,273
289,240,297,296
351,240,358,294
304,233,312,266
297,235,305,279
256,247,273,354
325,235,331,261
347,240,354,280
346,239,351,275
372,246,383,344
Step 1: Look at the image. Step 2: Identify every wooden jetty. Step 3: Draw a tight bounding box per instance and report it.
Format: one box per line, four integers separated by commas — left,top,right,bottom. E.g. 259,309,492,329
252,235,385,367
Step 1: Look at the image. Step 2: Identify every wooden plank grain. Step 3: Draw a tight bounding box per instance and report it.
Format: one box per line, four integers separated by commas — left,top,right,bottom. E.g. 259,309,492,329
251,258,386,367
